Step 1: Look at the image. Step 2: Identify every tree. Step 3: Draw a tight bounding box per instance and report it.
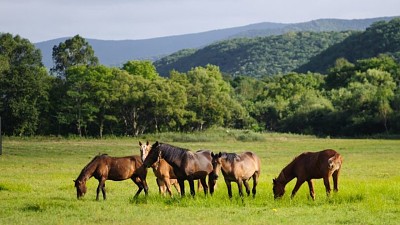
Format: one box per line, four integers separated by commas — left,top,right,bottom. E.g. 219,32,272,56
0,33,51,135
172,65,248,130
51,35,99,77
122,60,159,80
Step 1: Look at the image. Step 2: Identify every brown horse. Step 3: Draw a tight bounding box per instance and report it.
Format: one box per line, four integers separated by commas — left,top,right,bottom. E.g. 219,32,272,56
272,149,343,200
74,154,148,200
143,142,214,197
210,151,261,198
139,141,181,196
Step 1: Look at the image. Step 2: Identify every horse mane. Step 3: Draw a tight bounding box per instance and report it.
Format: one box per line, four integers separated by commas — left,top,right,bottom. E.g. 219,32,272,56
222,152,240,163
158,143,188,160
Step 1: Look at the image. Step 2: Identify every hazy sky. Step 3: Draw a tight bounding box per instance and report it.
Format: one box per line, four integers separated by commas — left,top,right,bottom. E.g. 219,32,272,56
1,0,399,43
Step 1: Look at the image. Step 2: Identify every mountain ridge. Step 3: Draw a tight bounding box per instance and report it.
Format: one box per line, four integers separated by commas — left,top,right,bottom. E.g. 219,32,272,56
35,17,396,69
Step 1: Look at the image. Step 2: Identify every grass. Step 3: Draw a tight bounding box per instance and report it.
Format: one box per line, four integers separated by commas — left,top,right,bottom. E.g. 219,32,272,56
0,131,399,224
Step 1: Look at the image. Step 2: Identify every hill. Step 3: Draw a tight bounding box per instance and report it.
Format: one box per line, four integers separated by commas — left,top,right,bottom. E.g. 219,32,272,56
155,17,400,77
34,17,395,69
297,18,400,73
154,31,354,77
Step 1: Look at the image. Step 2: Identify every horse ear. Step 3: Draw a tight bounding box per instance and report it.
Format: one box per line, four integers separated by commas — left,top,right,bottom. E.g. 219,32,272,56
73,179,76,183
139,141,142,146
155,141,159,146
211,152,214,157
272,178,276,184
218,152,222,157
146,140,149,145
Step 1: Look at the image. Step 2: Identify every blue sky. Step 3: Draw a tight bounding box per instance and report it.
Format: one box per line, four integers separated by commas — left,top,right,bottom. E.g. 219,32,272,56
1,0,399,43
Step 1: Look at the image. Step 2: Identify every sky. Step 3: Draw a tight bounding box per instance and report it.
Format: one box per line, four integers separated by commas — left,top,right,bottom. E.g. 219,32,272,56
1,0,399,43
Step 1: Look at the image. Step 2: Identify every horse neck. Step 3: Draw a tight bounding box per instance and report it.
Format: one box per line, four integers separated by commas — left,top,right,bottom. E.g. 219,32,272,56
277,161,296,186
220,156,233,173
160,145,185,169
77,158,99,182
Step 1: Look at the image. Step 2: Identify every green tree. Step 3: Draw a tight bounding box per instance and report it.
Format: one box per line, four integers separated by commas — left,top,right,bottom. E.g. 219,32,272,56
122,60,159,80
172,65,248,130
111,69,149,136
0,33,51,135
51,35,99,77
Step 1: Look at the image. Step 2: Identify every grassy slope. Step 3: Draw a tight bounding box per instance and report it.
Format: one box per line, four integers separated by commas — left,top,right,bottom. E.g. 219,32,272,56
0,133,399,224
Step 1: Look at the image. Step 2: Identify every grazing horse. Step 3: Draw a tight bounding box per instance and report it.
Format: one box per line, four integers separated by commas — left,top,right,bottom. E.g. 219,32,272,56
143,142,214,197
210,151,261,198
74,154,148,200
139,141,181,196
272,149,343,200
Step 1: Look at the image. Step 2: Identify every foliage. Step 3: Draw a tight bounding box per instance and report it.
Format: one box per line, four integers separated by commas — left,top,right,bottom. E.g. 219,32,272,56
51,35,99,77
298,18,400,73
155,31,354,77
0,33,51,135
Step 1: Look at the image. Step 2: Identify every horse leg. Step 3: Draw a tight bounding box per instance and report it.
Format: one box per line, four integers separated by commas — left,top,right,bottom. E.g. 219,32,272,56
225,180,233,198
243,180,251,196
291,179,305,199
307,180,315,200
208,175,216,195
172,180,181,195
323,176,331,197
178,179,185,197
332,170,340,192
252,172,259,197
97,179,106,201
200,178,208,196
188,179,196,197
164,178,174,197
132,177,144,198
237,179,244,198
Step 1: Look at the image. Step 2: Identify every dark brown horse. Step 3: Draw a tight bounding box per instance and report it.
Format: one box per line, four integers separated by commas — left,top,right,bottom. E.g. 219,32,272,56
74,154,148,200
272,149,343,200
210,151,261,198
143,142,214,197
139,141,181,196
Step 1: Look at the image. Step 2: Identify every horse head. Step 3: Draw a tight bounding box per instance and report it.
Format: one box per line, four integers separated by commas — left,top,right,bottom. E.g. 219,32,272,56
139,141,151,162
272,178,285,199
143,141,161,168
74,179,87,199
210,152,223,180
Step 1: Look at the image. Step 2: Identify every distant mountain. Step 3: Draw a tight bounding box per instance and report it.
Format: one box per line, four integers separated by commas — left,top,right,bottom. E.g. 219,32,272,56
35,17,396,69
154,31,355,77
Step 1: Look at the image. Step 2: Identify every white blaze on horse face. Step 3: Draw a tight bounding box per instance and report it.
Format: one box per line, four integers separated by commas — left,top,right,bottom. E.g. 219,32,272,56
140,144,149,162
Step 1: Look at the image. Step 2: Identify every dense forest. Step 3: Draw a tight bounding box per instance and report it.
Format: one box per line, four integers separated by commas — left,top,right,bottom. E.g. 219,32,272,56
155,18,400,77
1,18,400,137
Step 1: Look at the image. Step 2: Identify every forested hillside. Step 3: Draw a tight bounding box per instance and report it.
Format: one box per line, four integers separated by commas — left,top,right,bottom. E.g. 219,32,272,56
155,18,400,77
297,18,400,73
155,31,354,77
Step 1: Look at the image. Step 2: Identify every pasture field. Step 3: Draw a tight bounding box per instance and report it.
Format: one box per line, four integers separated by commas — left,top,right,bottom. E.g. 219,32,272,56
0,131,399,225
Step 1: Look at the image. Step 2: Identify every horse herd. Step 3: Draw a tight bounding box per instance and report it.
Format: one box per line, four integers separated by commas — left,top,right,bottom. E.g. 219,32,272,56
74,141,343,201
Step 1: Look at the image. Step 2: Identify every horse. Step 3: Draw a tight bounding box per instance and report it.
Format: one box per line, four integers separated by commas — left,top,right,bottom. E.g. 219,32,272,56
74,153,148,200
272,149,343,200
139,141,181,196
143,141,214,197
210,151,261,198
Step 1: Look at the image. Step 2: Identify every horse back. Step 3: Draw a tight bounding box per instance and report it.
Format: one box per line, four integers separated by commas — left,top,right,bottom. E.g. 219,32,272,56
106,155,144,181
295,149,341,179
240,152,261,172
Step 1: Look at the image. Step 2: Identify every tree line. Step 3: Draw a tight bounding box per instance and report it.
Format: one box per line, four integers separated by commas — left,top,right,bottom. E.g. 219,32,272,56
1,29,400,137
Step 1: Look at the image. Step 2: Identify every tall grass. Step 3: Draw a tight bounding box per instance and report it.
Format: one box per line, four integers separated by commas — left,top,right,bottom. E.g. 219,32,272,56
0,132,399,224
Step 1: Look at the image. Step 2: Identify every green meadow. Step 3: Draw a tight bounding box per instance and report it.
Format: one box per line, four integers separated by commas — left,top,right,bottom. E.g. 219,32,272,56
0,131,399,225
